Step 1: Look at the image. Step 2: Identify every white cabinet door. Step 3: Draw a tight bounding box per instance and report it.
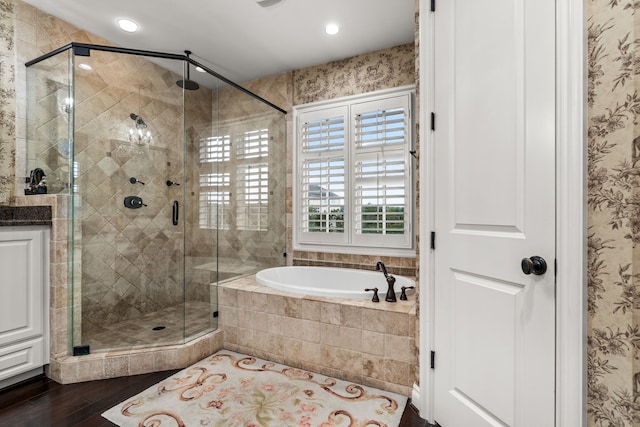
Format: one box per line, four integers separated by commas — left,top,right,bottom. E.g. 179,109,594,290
0,337,44,381
0,227,48,381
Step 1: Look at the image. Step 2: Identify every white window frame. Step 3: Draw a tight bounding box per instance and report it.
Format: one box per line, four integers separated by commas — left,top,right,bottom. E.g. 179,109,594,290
293,86,415,257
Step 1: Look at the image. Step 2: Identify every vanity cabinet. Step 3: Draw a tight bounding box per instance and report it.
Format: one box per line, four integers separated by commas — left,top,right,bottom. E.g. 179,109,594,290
0,226,49,387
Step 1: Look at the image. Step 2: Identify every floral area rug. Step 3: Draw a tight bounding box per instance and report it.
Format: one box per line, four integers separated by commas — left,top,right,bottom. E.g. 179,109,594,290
102,350,407,427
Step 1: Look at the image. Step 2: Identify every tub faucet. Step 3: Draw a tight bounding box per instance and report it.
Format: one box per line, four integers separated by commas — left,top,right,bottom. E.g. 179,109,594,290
376,261,389,279
376,261,397,302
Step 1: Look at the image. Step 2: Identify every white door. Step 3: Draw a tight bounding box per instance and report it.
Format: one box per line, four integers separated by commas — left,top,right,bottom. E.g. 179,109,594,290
432,0,556,426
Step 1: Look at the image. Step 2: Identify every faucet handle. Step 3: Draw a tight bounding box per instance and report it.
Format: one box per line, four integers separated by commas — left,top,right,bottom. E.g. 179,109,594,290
400,286,415,301
365,288,380,302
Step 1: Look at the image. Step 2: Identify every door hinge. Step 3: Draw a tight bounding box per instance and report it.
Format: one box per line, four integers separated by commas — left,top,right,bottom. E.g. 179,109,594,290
430,231,436,250
555,259,557,276
431,0,436,12
430,351,436,369
430,112,436,131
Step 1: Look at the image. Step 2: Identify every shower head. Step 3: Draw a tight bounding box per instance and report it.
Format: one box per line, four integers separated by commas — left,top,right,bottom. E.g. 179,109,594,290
177,50,200,91
130,113,147,129
177,79,200,90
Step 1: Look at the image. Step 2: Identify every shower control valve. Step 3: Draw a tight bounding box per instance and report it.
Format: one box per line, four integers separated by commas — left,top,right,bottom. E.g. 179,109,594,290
166,180,180,187
124,195,147,209
129,177,145,185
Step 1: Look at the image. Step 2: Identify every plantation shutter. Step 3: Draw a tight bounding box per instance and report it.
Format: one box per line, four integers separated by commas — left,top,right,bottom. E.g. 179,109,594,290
352,95,412,248
293,88,414,253
297,106,348,245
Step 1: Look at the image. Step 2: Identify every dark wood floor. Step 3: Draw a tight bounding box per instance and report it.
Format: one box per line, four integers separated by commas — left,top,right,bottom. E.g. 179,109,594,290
0,372,429,426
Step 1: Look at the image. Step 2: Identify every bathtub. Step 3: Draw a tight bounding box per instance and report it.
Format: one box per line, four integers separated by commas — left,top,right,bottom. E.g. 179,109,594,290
255,266,414,300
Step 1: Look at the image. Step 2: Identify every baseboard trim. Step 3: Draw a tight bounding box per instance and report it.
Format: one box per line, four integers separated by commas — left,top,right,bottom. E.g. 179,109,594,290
411,383,422,412
0,367,44,391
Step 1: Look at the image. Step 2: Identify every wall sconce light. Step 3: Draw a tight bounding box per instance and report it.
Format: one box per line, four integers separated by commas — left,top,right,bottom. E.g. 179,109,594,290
126,113,152,152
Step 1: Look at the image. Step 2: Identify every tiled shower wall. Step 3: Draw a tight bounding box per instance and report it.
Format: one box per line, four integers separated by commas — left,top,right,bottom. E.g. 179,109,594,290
72,51,213,336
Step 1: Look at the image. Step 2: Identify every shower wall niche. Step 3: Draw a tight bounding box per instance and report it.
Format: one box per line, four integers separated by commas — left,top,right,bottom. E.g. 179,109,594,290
25,44,286,354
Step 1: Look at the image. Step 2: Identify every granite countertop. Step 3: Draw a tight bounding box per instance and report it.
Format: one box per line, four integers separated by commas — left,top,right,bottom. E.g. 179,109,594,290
0,206,52,226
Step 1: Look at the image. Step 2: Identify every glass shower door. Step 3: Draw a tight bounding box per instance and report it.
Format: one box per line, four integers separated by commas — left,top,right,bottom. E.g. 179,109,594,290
70,49,190,351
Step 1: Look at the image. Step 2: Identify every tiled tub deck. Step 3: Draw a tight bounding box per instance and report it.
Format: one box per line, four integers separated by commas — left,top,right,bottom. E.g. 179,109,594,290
219,275,417,397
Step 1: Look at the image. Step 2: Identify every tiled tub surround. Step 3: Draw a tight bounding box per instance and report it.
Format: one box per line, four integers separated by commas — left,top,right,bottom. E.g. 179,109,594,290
219,275,417,397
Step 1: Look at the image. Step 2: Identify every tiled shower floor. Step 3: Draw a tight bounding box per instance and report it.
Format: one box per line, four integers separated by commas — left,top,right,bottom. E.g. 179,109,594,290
80,301,216,352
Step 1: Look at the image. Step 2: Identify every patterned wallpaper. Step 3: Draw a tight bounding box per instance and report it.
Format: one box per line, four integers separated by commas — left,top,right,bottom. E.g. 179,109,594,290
292,43,415,106
587,1,640,425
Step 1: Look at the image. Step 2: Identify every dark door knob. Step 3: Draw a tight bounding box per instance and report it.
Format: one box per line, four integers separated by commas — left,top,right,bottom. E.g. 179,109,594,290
521,256,547,275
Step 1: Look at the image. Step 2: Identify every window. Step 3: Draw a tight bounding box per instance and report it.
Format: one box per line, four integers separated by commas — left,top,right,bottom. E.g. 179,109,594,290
198,124,270,231
294,87,414,255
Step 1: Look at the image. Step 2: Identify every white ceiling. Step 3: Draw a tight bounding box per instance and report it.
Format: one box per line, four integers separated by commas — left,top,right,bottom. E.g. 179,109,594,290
22,0,415,85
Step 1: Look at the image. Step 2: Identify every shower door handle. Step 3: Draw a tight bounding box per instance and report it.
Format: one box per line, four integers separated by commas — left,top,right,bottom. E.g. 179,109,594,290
172,201,179,226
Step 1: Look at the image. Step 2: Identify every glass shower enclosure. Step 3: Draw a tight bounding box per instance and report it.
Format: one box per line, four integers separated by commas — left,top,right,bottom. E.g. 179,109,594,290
25,43,286,354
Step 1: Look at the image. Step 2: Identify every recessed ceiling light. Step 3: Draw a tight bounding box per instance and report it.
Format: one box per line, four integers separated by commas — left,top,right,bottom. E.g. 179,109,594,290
195,66,206,73
78,63,92,71
117,18,138,33
325,23,339,35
